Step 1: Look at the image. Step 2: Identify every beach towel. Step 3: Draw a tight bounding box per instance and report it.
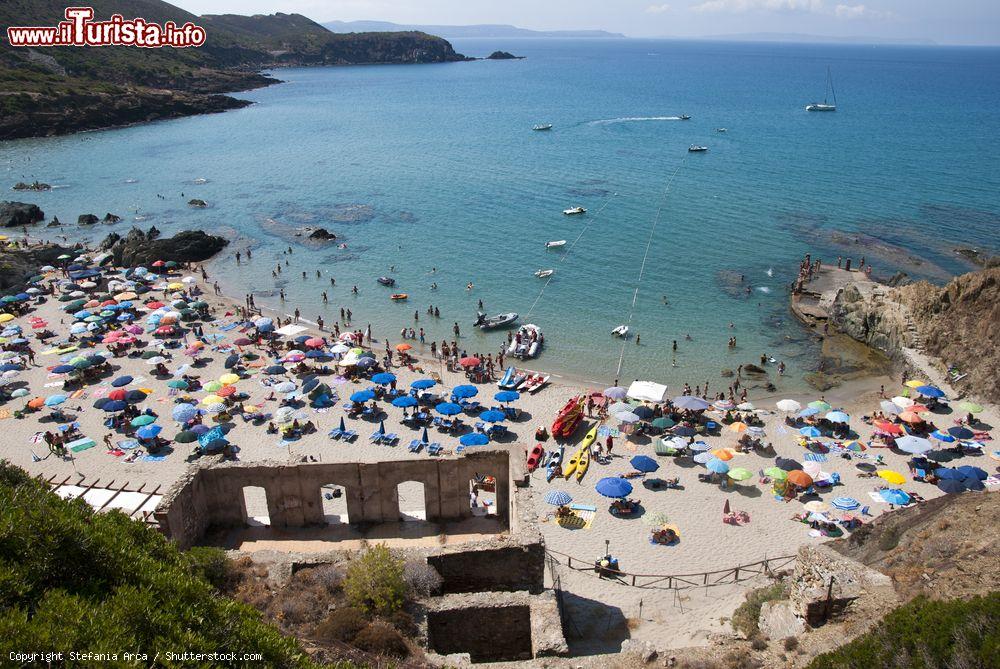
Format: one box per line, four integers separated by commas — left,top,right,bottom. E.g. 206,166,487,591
0,409,10,420
558,509,595,530
139,454,166,462
867,491,889,504
68,438,96,453
107,449,125,457
217,323,239,332
569,503,597,512
69,389,86,399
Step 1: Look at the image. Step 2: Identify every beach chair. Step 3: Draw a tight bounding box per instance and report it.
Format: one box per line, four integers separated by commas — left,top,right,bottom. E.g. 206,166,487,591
328,428,343,440
474,421,485,432
427,443,443,456
382,433,399,445
432,416,443,428
340,429,357,442
369,429,385,443
408,440,423,453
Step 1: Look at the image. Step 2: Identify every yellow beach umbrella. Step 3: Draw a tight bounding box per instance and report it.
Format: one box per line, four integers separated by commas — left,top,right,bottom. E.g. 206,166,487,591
201,394,224,406
711,448,736,461
115,291,137,300
728,421,748,433
219,373,240,385
167,282,184,290
0,235,7,241
803,500,830,513
0,313,14,323
904,380,927,389
877,470,906,486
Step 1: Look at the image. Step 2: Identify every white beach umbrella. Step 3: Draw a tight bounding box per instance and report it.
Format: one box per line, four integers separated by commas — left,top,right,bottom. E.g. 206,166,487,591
736,402,756,411
880,400,901,414
608,401,634,415
891,396,914,409
616,411,641,423
776,399,801,412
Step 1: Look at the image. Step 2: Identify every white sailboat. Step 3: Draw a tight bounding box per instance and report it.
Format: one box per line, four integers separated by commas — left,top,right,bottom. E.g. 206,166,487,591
806,67,837,112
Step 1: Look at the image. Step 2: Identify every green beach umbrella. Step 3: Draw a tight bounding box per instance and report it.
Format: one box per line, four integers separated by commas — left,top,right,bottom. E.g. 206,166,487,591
808,400,832,411
958,401,983,414
190,300,208,308
131,415,156,427
174,431,197,443
203,381,222,392
764,467,788,480
728,467,753,481
651,417,675,429
167,379,189,389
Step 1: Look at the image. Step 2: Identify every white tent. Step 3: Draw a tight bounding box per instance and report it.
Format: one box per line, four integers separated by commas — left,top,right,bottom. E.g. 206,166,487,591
627,380,668,403
275,324,308,337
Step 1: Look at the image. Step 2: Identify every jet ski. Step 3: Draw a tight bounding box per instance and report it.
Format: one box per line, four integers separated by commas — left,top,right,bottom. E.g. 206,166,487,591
474,311,519,330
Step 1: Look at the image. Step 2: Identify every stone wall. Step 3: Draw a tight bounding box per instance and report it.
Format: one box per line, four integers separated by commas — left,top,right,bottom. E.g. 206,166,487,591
791,544,893,627
155,449,513,549
428,542,546,595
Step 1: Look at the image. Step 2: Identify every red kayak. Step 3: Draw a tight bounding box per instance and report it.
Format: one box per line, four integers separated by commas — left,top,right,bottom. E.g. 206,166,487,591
551,396,584,439
526,444,545,472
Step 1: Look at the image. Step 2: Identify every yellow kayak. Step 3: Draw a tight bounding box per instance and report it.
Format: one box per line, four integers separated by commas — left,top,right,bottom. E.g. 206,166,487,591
576,446,591,482
564,424,598,480
580,424,598,451
563,445,582,479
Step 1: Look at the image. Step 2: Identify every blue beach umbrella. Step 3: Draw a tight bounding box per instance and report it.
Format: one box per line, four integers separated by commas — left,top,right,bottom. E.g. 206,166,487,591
265,365,287,375
460,432,490,446
956,465,988,481
798,406,820,417
452,385,478,399
799,426,822,437
371,372,396,385
411,378,436,390
103,400,128,412
706,458,730,474
825,411,850,423
0,363,21,372
44,395,67,407
632,405,654,420
544,490,573,506
172,404,197,422
301,378,320,393
392,395,418,408
934,467,965,480
831,497,861,510
356,357,376,369
916,385,944,398
350,389,375,403
436,402,462,416
689,441,711,452
930,430,955,442
962,477,985,491
136,424,162,439
937,479,967,494
880,489,910,505
494,390,520,403
111,375,133,387
947,426,974,440
630,455,659,473
479,410,506,423
595,477,633,498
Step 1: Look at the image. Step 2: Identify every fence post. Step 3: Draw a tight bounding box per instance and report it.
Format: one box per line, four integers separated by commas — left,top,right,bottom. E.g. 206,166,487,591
631,575,636,586
734,567,739,582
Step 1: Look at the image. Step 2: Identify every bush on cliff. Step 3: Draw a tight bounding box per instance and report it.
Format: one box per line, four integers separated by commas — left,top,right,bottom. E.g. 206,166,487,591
0,461,326,667
343,544,406,615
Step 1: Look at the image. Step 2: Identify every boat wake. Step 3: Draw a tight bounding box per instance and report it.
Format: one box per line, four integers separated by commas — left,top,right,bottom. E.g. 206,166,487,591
756,286,772,293
588,116,684,125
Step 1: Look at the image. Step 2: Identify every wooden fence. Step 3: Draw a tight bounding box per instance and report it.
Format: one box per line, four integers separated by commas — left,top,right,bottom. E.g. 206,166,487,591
544,549,797,590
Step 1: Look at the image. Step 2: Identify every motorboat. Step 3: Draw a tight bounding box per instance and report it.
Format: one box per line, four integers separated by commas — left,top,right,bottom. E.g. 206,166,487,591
533,124,553,131
507,323,543,359
612,325,629,338
474,311,519,330
806,66,837,112
546,240,567,248
376,276,395,286
688,145,708,152
535,269,554,278
563,206,586,215
716,128,727,133
679,114,691,120
390,293,408,300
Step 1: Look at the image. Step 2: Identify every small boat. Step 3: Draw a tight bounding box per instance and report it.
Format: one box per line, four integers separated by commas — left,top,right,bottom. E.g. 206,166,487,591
535,269,554,278
526,374,550,394
376,276,395,286
509,370,527,389
551,396,585,439
508,324,543,359
679,114,691,120
688,145,708,152
526,444,545,472
563,206,586,216
546,240,566,248
806,66,837,112
533,124,553,131
390,293,408,301
546,445,564,482
612,325,629,338
474,311,519,330
716,128,727,133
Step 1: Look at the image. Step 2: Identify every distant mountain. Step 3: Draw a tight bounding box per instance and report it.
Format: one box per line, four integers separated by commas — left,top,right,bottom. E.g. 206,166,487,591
324,21,626,40
698,32,936,46
0,1,467,140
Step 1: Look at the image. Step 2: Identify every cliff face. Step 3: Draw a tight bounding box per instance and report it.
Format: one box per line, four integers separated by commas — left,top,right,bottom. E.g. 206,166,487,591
830,282,913,359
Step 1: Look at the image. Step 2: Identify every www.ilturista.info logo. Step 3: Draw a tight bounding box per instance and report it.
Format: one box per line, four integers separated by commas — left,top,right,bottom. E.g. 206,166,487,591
6,7,206,48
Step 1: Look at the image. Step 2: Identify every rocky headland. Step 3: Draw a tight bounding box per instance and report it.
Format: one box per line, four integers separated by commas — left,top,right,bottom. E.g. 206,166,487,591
99,227,229,267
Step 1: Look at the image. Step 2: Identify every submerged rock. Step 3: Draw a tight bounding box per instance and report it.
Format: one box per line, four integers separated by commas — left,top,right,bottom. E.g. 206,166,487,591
188,199,208,208
0,201,44,227
101,227,228,266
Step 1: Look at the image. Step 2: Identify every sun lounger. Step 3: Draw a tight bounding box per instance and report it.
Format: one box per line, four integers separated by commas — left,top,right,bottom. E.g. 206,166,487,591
369,430,385,443
341,430,357,442
382,433,398,445
328,428,343,439
427,443,442,456
408,440,424,452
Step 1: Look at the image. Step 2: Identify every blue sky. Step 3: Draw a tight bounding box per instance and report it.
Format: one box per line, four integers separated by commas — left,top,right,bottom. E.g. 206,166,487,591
171,0,1000,45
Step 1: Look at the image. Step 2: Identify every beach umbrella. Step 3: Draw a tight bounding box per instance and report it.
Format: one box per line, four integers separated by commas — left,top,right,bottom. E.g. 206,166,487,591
27,397,45,409
799,426,822,437
110,375,134,388
304,337,325,348
329,343,350,355
224,354,240,369
51,364,75,375
608,401,634,415
711,448,736,461
825,411,850,424
785,470,813,487
452,385,478,399
103,400,127,412
219,373,240,385
274,381,297,394
880,400,901,414
947,426,974,440
44,395,67,407
603,386,628,400
459,356,480,367
937,479,967,494
880,489,910,505
392,395,418,408
495,390,520,403
131,414,156,427
808,400,832,411
874,420,904,435
843,440,866,452
687,440,710,452
173,429,197,443
776,399,801,412
410,378,437,391
877,470,906,485
891,396,914,409
125,390,147,404
736,402,755,411
394,343,412,352
189,424,210,436
167,379,189,390
595,477,632,498
11,388,28,398
136,424,162,440
693,452,715,464
907,404,930,413
916,385,944,398
203,381,223,393
705,458,730,474
898,411,924,424
930,430,955,443
956,465,988,481
436,402,462,416
798,407,819,417
217,385,237,398
351,389,375,403
616,411,641,424
934,467,965,480
172,404,197,422
896,435,933,454
830,496,861,511
714,399,735,410
144,355,166,365
480,410,506,423
802,461,823,477
265,365,287,375
651,416,675,429
728,422,748,433
728,467,753,481
803,500,830,513
673,425,696,437
371,372,396,385
673,396,710,411
631,405,654,420
201,394,224,406
460,432,490,447
630,455,659,473
356,357,376,370
962,478,985,492
544,490,575,507
957,401,983,414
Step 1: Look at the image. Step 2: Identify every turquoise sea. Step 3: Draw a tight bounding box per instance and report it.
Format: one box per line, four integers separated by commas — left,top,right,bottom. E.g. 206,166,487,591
4,39,999,388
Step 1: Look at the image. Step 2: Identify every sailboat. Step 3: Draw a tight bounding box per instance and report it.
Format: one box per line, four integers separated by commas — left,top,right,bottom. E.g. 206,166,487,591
806,67,837,112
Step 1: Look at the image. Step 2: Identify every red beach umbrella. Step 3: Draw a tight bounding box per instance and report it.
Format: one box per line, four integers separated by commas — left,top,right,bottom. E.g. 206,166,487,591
217,385,237,397
108,389,127,401
874,420,904,435
305,337,325,348
460,356,481,367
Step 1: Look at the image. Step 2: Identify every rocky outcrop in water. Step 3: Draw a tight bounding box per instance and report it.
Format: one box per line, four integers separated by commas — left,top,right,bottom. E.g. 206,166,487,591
307,228,337,241
78,214,99,226
188,199,208,208
102,213,122,224
486,51,523,60
0,201,44,227
0,243,77,290
100,228,228,267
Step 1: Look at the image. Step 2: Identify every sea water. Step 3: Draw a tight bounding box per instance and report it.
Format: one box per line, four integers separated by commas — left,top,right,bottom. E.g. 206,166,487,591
4,39,999,389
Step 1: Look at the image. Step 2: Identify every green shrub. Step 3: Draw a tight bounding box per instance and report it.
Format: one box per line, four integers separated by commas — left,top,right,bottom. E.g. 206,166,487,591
344,544,406,615
731,582,788,639
0,460,325,667
878,525,902,551
313,607,369,643
388,609,417,637
184,545,232,589
809,594,1000,669
352,621,409,657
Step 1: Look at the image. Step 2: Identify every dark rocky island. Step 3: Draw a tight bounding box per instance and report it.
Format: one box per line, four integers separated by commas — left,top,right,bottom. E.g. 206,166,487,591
486,51,524,60
100,228,229,266
78,214,99,226
0,201,44,227
307,228,337,241
188,199,209,208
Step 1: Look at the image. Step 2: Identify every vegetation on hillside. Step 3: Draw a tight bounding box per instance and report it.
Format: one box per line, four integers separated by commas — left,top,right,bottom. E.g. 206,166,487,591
808,593,999,669
0,461,326,667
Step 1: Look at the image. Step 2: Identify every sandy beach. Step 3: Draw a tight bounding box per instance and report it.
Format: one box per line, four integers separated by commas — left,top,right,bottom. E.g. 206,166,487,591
3,249,997,654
